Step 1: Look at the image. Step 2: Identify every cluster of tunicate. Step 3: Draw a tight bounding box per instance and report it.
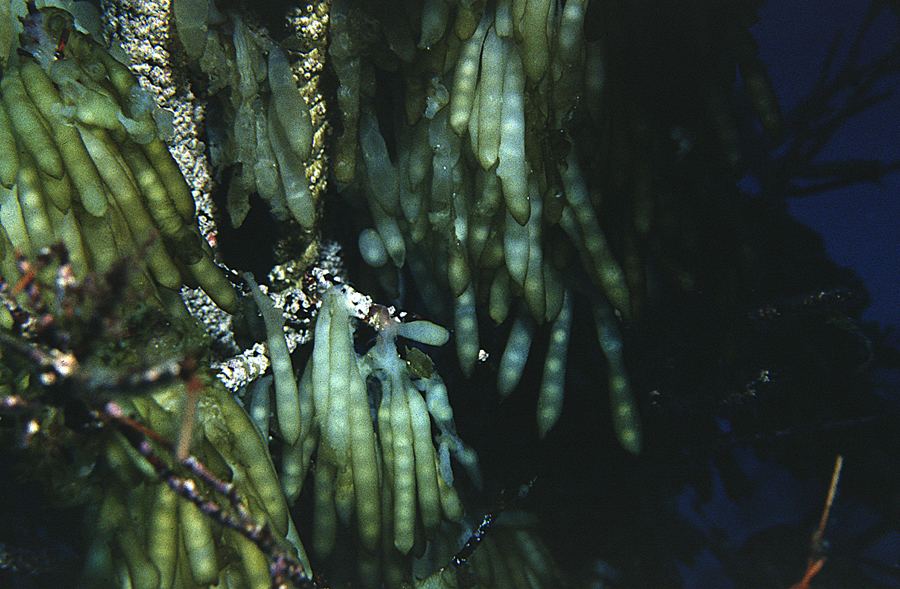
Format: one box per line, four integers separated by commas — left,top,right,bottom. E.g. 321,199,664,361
0,244,306,589
328,0,783,454
0,2,238,313
328,0,641,450
87,381,309,589
239,271,481,586
0,3,564,589
170,0,328,237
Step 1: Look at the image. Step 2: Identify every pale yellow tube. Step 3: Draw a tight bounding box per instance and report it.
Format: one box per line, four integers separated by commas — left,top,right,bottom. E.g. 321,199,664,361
147,483,179,589
70,87,125,134
77,126,182,290
477,26,507,169
497,312,535,397
454,284,479,377
592,297,641,454
436,458,464,521
377,395,395,488
46,206,88,278
269,46,313,162
296,355,315,447
311,288,333,420
313,461,337,557
391,384,416,554
0,67,64,180
408,388,440,536
369,193,406,267
489,267,511,324
141,139,196,223
470,166,502,257
230,529,273,589
560,154,631,316
266,99,316,230
184,249,238,311
360,106,400,215
74,204,120,274
349,362,381,551
518,0,553,84
281,434,312,502
468,82,481,157
336,470,357,532
325,292,352,463
449,13,489,135
405,119,432,192
543,259,565,323
523,179,545,319
419,0,450,49
497,45,529,225
504,205,529,286
428,108,461,208
512,0,528,34
397,320,450,347
119,141,186,240
117,528,161,589
0,101,19,188
20,59,106,216
537,290,571,437
447,239,471,298
556,0,589,68
179,498,219,586
214,384,290,536
38,168,73,213
0,187,30,261
95,48,139,100
15,154,55,251
244,272,299,444
495,0,514,38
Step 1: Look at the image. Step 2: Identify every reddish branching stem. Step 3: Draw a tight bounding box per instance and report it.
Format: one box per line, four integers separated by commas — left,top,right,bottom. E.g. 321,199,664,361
789,455,843,589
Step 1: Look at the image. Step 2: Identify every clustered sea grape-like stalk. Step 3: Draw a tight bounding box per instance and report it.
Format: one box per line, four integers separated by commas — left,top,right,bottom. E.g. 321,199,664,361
0,2,237,313
323,0,783,456
0,243,309,588
2,0,792,587
325,0,644,451
170,0,328,236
